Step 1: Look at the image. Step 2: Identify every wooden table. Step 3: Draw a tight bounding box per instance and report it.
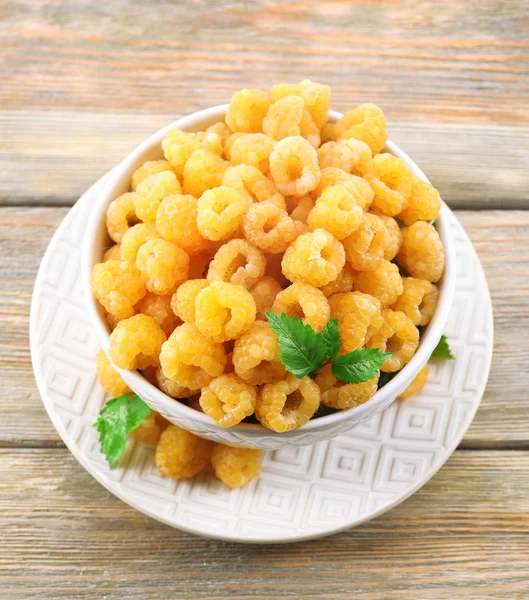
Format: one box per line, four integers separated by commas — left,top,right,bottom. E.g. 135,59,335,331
2,1,529,598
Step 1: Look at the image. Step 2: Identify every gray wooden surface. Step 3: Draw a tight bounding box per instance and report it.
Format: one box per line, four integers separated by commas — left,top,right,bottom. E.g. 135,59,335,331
1,1,529,598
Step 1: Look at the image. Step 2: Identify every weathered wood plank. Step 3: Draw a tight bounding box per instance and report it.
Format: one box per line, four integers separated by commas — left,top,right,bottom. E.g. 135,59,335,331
0,448,528,599
2,111,528,207
0,207,527,444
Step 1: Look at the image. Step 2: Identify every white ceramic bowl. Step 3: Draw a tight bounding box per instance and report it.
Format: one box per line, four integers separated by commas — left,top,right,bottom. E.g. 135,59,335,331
83,105,456,450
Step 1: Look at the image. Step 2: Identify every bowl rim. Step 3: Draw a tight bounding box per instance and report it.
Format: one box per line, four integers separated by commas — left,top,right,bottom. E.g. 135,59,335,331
82,104,456,440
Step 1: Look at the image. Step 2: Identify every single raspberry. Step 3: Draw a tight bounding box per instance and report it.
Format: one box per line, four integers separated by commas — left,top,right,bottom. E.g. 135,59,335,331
399,364,429,399
282,228,345,287
243,202,303,254
285,194,314,224
377,214,402,260
270,136,320,196
225,88,271,133
106,193,139,243
109,314,167,370
182,149,228,198
271,282,330,333
162,129,222,177
130,412,169,446
229,133,276,174
131,160,174,191
90,259,146,319
320,263,354,297
315,364,379,409
136,238,189,295
397,221,445,282
95,349,131,397
335,103,387,154
311,167,374,209
270,79,331,129
120,223,158,262
197,186,250,242
199,374,257,427
160,323,226,390
103,244,122,262
207,238,266,289
171,279,209,323
134,171,182,223
342,212,390,271
263,96,320,148
329,291,383,352
211,444,263,488
135,292,181,336
250,276,282,320
353,260,403,306
256,374,320,432
222,164,285,209
155,425,213,480
398,177,441,225
195,281,256,343
370,309,420,372
307,184,363,240
365,153,413,216
232,320,286,385
154,366,193,399
317,138,372,177
392,277,439,326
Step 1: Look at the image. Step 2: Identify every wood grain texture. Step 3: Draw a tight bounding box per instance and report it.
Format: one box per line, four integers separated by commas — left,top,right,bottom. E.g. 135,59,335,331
0,207,527,444
1,448,528,599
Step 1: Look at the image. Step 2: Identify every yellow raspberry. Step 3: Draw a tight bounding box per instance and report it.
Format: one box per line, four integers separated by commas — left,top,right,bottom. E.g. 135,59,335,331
272,282,330,333
195,281,256,343
377,214,402,260
317,138,372,176
131,160,174,191
320,263,354,297
160,323,226,390
286,194,314,224
335,103,387,154
282,228,345,287
270,79,331,129
135,292,180,336
171,279,209,323
207,238,266,289
136,238,189,295
211,444,263,488
222,164,285,208
154,366,193,399
109,314,167,370
370,309,420,372
315,364,379,409
311,167,374,209
192,130,223,156
120,223,158,262
90,259,146,319
250,276,282,320
242,202,304,254
307,184,363,240
398,177,441,225
365,154,413,216
270,136,320,196
131,412,169,446
353,260,403,306
399,364,429,399
162,129,222,177
225,88,271,133
134,171,182,223
329,291,383,352
182,149,228,198
199,374,257,427
263,96,320,148
103,244,122,262
392,277,439,327
397,221,445,283
106,192,139,243
229,133,276,173
155,425,213,480
224,132,245,161
342,212,391,271
232,321,286,385
95,349,131,397
256,374,320,432
197,186,250,242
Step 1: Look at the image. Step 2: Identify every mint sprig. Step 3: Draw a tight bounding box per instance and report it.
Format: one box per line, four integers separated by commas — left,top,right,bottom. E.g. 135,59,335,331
265,312,390,384
95,394,151,467
431,334,454,360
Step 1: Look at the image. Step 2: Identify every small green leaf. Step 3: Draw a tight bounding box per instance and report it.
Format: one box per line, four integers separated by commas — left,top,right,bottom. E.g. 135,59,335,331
127,395,152,431
265,312,327,378
317,317,341,360
331,348,392,384
431,335,454,360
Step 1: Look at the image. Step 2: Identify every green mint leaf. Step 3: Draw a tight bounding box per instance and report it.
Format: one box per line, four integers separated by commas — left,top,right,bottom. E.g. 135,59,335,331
331,348,392,384
265,311,327,378
431,335,454,360
95,394,151,468
317,317,341,360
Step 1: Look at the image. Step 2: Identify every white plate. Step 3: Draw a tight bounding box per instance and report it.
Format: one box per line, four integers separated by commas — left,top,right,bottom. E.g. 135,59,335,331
30,174,493,544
